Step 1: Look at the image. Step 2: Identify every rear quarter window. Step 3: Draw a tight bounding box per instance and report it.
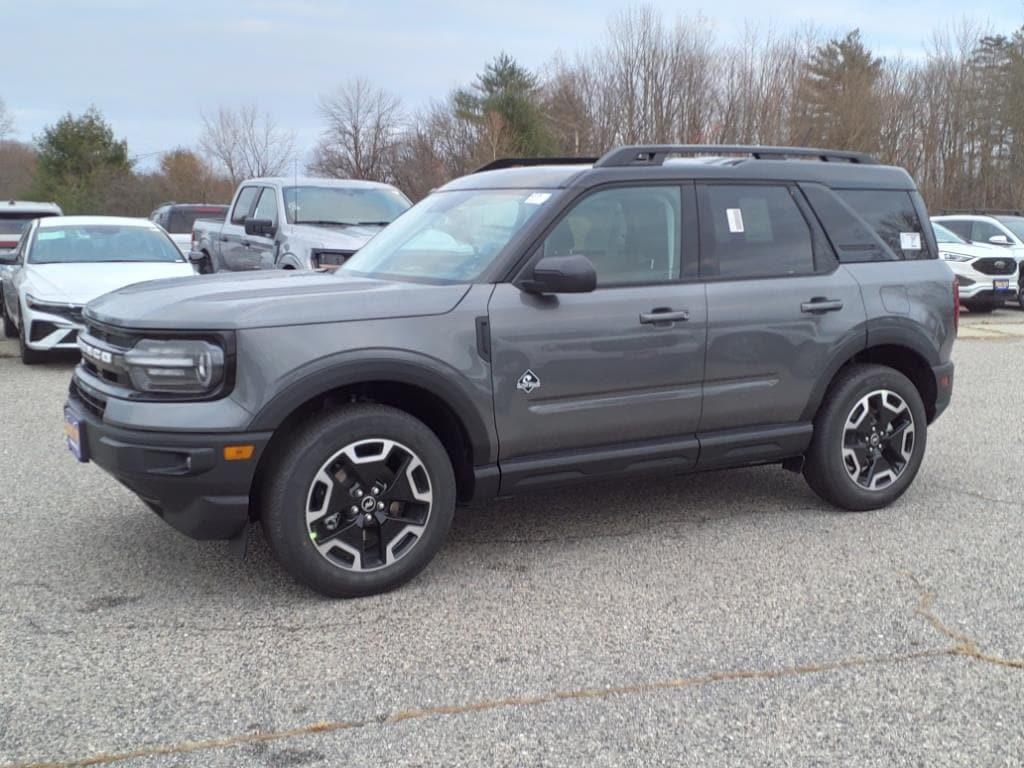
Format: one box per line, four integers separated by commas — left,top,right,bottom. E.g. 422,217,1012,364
834,189,931,260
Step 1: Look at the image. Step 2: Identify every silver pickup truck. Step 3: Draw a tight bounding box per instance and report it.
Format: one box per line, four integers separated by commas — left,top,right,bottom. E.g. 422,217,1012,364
190,177,411,272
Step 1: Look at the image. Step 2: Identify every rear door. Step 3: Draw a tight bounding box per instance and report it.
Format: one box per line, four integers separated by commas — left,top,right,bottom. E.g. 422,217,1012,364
488,184,707,491
697,183,865,436
222,186,260,270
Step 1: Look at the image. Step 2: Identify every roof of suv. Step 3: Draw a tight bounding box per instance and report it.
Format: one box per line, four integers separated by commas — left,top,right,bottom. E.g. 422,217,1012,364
442,145,916,193
245,177,401,191
2,200,62,215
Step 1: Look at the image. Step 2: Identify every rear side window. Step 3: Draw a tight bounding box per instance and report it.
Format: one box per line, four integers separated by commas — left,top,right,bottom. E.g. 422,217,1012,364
231,187,260,225
802,185,892,262
698,185,815,278
835,190,929,260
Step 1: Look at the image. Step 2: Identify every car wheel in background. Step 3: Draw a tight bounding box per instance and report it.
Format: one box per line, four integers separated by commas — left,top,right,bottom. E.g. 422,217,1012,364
261,403,456,598
803,364,927,512
18,314,45,365
962,300,995,314
2,299,15,339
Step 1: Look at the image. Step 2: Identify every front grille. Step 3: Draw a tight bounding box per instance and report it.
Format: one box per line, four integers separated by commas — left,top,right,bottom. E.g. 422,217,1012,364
78,323,135,387
972,257,1017,275
69,380,106,420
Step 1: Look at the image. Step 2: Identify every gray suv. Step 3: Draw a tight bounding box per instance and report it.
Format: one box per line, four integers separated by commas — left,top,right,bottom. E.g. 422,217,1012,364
64,145,957,598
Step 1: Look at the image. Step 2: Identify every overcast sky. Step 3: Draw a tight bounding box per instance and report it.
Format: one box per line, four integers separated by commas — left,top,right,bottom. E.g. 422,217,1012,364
4,0,1022,168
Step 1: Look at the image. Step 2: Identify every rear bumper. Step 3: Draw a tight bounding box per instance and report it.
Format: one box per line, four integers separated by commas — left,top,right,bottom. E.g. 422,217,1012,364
931,361,954,422
66,394,271,540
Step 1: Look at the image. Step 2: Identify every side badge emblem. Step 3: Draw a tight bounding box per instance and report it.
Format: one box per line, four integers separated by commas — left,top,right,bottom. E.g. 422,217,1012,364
517,369,541,394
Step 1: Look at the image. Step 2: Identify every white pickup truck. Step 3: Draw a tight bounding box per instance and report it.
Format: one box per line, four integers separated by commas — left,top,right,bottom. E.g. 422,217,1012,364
189,177,411,272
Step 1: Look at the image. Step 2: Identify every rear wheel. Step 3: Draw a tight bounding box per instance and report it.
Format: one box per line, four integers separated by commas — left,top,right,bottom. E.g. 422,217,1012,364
803,364,927,511
262,404,455,598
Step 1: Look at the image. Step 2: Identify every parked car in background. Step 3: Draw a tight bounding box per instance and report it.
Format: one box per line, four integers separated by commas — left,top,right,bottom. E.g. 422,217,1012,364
190,178,411,273
0,216,196,364
931,220,1019,312
932,211,1024,308
1,201,63,317
149,202,229,255
66,145,956,597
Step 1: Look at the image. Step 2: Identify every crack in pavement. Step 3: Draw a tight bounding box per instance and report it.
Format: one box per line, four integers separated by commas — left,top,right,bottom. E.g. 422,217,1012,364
5,573,1021,768
931,483,1024,511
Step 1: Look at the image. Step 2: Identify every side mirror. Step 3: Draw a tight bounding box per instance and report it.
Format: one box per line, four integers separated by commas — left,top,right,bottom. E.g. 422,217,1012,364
988,234,1012,246
244,218,276,238
187,250,207,264
520,254,597,295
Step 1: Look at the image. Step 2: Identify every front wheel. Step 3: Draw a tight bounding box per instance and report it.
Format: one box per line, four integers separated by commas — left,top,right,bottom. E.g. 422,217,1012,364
962,299,996,314
18,314,45,365
2,298,15,339
262,404,456,598
803,364,927,511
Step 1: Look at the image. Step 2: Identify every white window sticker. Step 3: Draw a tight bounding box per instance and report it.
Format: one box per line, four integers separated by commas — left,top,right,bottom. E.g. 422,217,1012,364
900,232,922,251
524,192,552,206
726,208,745,233
37,230,67,241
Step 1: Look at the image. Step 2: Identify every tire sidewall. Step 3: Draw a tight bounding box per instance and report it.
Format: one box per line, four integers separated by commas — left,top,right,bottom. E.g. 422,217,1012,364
264,406,456,598
809,366,928,511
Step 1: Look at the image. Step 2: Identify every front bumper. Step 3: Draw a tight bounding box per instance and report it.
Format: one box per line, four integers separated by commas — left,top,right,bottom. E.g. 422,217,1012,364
24,306,84,350
65,391,271,540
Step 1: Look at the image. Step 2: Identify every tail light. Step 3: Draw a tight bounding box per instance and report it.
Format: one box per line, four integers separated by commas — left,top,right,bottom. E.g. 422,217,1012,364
952,277,960,335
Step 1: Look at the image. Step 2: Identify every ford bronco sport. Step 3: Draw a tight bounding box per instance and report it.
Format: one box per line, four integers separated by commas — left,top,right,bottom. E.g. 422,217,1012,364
65,145,957,598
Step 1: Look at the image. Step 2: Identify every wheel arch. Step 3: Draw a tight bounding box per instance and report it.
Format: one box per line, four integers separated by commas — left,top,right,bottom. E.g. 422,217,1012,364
248,355,494,511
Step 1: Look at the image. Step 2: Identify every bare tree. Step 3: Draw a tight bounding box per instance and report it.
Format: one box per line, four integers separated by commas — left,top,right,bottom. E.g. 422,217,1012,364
199,104,296,185
309,79,404,181
0,97,14,141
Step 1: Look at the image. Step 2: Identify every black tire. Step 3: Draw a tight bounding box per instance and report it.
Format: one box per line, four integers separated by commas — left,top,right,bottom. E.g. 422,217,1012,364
18,314,45,365
803,364,927,512
262,404,456,598
1,298,15,339
962,300,995,314
197,251,214,274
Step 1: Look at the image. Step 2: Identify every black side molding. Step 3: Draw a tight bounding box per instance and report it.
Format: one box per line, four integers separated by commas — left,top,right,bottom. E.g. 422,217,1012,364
475,316,491,362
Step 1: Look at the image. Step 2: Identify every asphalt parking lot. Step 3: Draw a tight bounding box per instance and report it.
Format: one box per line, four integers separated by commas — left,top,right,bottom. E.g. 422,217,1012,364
1,313,1022,768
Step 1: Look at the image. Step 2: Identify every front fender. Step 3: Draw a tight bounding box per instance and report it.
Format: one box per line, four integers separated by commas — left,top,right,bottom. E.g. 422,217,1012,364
248,348,496,464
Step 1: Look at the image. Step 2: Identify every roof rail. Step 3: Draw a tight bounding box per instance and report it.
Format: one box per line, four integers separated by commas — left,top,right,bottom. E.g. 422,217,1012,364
594,144,878,167
473,156,598,174
937,208,1023,217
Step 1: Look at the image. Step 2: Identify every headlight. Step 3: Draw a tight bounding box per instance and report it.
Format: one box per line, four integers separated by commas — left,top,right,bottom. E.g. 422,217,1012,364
940,253,972,263
123,338,225,395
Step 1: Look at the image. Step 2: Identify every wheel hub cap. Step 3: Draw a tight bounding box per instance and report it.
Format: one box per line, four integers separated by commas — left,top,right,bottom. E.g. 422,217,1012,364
841,389,916,491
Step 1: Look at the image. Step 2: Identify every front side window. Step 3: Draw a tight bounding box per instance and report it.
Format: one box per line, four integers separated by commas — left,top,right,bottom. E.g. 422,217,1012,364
543,186,681,285
971,220,1010,246
282,186,410,226
700,185,814,278
836,190,927,259
29,225,185,264
252,189,279,226
996,216,1024,242
231,187,259,225
341,189,551,282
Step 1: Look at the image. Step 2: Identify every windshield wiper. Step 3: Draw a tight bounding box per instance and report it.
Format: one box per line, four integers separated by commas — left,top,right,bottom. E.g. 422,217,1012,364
351,221,392,227
294,219,351,226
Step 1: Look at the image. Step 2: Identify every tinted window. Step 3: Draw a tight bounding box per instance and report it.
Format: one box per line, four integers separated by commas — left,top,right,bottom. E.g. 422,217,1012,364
0,213,55,238
970,220,1009,245
939,220,972,240
802,184,890,262
700,185,814,278
252,189,278,226
543,186,681,285
231,187,260,224
836,190,926,259
932,222,967,245
996,216,1024,242
29,225,185,264
166,206,228,234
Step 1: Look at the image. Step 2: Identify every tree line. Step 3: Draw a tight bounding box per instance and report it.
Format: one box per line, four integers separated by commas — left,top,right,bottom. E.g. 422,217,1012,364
1,6,1022,214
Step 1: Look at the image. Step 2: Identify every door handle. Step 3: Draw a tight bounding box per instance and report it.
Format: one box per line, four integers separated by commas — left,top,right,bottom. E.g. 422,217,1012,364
639,308,690,325
800,298,844,314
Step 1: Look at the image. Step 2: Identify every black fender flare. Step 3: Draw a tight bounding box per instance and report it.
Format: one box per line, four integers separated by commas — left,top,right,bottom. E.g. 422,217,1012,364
248,349,496,464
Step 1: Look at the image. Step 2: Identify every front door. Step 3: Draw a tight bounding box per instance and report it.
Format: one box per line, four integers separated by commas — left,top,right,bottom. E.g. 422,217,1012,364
222,186,260,271
488,184,707,493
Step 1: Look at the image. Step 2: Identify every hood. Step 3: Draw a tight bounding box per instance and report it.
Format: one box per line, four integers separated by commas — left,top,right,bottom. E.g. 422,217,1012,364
287,223,385,251
24,262,197,305
85,270,472,330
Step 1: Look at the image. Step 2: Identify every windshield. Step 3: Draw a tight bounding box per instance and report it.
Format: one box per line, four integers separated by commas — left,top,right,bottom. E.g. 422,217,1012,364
282,186,410,226
341,189,554,282
996,216,1024,242
932,222,966,245
167,206,228,234
0,213,57,239
29,225,186,264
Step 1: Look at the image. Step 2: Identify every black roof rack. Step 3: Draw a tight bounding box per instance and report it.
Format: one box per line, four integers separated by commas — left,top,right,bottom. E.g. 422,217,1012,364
473,156,598,174
937,208,1023,217
594,144,878,167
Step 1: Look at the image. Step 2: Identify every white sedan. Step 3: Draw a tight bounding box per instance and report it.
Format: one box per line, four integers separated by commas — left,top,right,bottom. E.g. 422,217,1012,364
0,216,197,364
